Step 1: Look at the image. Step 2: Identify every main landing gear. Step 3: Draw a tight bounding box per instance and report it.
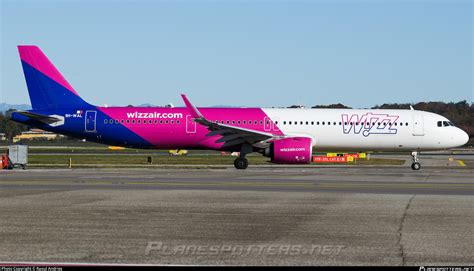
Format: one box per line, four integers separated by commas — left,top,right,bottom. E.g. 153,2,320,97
234,157,248,170
411,151,421,170
233,144,252,170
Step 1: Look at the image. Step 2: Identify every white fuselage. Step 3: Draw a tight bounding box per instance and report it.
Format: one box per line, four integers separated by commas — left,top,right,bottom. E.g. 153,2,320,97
263,108,468,151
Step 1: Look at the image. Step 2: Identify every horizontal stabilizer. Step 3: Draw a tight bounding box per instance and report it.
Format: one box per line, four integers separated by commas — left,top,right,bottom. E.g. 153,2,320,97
15,111,61,124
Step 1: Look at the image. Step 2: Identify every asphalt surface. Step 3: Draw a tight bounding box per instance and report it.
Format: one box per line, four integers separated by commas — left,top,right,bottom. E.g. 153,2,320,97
0,165,473,265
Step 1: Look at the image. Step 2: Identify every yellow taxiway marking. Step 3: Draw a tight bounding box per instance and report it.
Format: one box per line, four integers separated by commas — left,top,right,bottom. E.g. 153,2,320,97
456,160,466,167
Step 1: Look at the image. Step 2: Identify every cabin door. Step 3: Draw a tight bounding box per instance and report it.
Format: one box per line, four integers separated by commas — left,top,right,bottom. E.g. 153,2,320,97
412,114,425,136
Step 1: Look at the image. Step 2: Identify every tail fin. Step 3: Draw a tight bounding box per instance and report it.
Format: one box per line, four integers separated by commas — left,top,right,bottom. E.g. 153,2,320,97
18,45,90,110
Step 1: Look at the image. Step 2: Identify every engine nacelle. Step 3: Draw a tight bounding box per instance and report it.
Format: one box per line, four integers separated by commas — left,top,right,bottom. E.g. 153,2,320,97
264,137,313,164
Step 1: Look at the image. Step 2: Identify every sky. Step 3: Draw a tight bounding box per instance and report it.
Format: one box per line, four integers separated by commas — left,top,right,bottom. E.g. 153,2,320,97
1,0,472,108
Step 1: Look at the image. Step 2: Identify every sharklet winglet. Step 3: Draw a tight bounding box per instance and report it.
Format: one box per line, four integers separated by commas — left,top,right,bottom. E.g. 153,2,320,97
181,94,204,119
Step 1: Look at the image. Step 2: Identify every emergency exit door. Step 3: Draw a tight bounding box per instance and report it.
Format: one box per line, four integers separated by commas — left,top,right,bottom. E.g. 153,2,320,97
85,110,97,132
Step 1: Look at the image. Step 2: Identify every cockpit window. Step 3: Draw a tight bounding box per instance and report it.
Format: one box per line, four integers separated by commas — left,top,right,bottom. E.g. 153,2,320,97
438,120,455,127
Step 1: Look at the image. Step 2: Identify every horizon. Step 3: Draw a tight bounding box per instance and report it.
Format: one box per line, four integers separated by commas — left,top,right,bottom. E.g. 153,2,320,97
1,1,472,108
0,99,471,113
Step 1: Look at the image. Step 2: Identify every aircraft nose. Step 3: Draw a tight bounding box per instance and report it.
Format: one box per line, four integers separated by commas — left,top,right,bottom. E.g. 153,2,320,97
459,129,469,146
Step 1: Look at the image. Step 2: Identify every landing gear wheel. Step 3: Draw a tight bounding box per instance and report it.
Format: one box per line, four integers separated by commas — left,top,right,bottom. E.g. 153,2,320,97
234,157,248,170
411,162,421,170
410,151,421,170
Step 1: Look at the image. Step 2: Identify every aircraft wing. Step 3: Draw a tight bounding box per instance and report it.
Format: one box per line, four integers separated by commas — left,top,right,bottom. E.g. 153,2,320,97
181,94,279,148
14,111,62,124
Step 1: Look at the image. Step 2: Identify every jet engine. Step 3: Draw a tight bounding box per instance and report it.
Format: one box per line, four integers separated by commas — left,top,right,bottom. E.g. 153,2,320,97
263,137,313,164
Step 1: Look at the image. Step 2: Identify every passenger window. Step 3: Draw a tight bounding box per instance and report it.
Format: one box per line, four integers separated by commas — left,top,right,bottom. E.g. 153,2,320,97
405,122,408,126
126,120,130,124
165,120,169,124
176,120,180,124
132,120,136,124
104,119,108,124
311,121,314,125
243,121,246,124
317,122,320,125
289,121,292,125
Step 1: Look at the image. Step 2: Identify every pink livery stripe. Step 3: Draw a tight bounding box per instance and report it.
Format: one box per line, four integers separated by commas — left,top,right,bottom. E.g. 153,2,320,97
18,45,79,96
98,107,284,150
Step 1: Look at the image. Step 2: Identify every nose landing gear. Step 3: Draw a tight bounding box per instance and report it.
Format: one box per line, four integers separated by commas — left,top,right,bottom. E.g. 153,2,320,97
411,151,421,170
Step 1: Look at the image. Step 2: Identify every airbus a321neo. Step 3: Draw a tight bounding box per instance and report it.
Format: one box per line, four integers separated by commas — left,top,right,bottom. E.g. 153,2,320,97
10,46,469,170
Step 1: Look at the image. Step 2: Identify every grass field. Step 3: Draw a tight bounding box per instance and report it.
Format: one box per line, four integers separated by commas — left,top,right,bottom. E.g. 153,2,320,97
0,146,406,168
25,154,405,168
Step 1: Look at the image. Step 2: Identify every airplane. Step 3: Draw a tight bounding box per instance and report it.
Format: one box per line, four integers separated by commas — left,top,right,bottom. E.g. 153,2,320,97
9,46,469,170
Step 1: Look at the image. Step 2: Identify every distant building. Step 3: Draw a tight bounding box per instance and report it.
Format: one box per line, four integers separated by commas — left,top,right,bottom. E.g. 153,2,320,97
0,133,6,141
13,129,63,142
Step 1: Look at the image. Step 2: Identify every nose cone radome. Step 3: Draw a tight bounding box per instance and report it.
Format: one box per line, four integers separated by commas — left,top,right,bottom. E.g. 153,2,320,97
449,127,469,148
460,129,469,146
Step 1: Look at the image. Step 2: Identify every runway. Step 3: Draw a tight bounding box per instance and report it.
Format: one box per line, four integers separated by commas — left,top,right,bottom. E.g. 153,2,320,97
0,167,473,265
